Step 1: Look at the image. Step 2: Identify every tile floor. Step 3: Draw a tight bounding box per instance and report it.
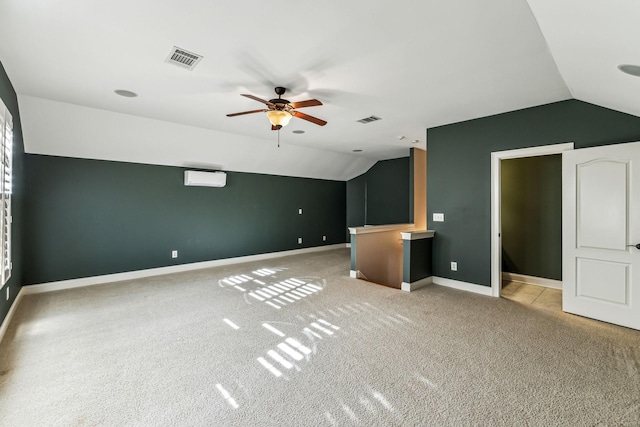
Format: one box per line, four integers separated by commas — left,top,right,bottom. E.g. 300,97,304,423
501,280,562,312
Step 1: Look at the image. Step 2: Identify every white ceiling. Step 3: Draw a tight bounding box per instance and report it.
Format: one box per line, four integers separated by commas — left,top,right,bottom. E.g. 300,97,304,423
0,0,637,180
526,0,640,118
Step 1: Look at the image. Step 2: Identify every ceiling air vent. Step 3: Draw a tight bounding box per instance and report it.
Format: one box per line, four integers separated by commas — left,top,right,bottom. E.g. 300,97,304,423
357,115,382,124
165,46,203,70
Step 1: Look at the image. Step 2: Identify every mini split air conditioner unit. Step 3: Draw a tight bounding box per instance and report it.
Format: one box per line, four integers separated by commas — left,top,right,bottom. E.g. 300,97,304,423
184,170,227,188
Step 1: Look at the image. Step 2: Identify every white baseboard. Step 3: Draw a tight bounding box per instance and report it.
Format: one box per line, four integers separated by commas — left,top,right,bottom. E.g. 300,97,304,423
0,286,25,345
23,244,348,295
401,276,433,292
502,272,562,290
432,276,493,297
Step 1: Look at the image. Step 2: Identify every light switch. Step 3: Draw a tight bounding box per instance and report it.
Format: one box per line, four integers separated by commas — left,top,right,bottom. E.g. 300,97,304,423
433,213,445,222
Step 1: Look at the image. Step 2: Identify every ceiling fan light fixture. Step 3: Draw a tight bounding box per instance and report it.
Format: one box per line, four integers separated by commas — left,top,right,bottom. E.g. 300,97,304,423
266,110,292,127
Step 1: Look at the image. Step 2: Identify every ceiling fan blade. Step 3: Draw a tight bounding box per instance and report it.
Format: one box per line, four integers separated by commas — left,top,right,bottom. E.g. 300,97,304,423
292,111,327,126
226,109,268,117
241,94,275,106
289,99,323,109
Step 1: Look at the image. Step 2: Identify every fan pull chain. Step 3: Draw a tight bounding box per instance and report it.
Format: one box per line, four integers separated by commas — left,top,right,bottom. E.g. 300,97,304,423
277,129,280,148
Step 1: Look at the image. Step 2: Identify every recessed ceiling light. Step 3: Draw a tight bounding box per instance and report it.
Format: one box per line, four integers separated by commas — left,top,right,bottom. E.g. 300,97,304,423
618,64,640,77
114,89,138,98
397,136,406,140
352,149,363,152
411,140,419,144
292,130,305,134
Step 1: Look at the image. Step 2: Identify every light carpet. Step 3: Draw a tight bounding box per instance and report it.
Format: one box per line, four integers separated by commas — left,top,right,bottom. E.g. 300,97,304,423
1,248,639,426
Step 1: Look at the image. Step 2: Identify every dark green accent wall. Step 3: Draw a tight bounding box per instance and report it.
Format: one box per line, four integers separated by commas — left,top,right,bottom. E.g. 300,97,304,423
409,149,415,224
346,173,366,229
427,99,640,286
0,62,25,327
24,155,347,284
501,155,561,280
402,238,433,283
350,234,357,271
346,156,410,227
367,157,410,224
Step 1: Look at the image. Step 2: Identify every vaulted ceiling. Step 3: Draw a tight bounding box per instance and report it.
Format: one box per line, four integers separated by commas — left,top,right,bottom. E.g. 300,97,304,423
0,1,638,180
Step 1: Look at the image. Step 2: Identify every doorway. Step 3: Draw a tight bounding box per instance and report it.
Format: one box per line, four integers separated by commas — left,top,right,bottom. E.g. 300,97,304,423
490,143,574,297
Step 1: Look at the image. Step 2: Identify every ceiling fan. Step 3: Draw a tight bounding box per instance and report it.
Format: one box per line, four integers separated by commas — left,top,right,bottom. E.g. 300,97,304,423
227,87,327,130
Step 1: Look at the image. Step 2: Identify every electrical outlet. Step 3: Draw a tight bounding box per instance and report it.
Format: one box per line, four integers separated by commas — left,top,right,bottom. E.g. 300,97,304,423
433,213,445,222
323,235,327,241
298,237,303,244
171,250,178,258
451,262,458,271
298,208,303,215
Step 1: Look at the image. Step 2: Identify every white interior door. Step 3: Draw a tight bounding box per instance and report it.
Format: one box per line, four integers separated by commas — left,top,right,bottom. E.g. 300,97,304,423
563,141,640,330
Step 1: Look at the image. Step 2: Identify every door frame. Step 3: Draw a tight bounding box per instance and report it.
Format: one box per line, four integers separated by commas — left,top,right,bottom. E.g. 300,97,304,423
490,142,574,297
